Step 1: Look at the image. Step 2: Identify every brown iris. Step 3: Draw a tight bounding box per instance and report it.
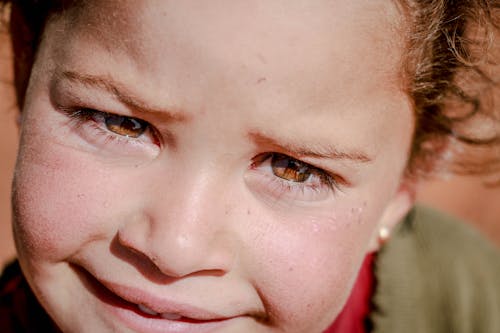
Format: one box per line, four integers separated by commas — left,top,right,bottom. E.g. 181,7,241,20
271,154,312,182
104,114,148,138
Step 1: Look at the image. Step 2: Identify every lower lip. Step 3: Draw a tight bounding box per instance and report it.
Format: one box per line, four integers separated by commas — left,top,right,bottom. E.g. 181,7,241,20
74,266,237,333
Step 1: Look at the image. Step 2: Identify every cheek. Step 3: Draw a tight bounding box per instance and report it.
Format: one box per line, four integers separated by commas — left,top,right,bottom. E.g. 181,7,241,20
12,127,133,263
246,202,376,331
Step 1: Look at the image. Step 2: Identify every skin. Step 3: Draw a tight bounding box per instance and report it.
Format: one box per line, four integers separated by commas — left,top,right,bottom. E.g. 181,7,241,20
12,0,415,332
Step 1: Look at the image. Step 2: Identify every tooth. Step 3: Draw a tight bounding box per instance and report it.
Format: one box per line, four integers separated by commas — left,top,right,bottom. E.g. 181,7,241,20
138,304,159,316
161,313,182,320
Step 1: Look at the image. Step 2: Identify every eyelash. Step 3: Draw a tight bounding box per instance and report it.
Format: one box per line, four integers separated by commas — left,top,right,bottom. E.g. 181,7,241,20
61,107,160,148
61,107,341,200
251,153,342,199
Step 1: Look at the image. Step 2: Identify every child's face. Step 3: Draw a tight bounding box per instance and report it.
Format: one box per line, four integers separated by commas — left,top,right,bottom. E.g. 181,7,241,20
12,1,414,332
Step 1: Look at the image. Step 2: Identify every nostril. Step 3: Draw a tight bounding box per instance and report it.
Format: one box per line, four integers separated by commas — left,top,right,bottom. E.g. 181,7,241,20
114,227,204,279
113,211,235,279
116,226,149,258
111,233,171,281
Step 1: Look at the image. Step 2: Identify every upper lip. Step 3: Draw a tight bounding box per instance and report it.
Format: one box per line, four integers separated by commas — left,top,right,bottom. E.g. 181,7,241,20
72,262,267,322
100,278,228,321
73,264,254,322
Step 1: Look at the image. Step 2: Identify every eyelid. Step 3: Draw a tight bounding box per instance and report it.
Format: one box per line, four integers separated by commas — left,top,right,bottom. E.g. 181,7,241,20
55,71,189,124
58,106,163,155
257,152,347,188
249,153,345,203
63,106,157,137
291,156,351,188
52,86,155,129
283,153,342,189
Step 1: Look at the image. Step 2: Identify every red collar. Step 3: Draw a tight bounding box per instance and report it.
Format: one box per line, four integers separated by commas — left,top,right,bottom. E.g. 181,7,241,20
323,253,376,333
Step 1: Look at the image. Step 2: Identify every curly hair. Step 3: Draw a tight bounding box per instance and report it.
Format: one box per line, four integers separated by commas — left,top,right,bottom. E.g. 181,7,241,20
1,0,499,178
399,0,500,178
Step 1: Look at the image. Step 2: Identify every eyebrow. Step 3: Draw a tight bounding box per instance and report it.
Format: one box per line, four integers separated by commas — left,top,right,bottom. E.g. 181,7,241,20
248,131,373,163
58,70,188,122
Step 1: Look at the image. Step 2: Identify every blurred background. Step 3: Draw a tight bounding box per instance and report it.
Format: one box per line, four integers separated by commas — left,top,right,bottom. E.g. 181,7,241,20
1,28,499,268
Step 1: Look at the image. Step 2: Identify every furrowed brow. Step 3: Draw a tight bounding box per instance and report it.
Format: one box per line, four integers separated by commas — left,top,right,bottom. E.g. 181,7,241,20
58,70,188,122
249,131,373,163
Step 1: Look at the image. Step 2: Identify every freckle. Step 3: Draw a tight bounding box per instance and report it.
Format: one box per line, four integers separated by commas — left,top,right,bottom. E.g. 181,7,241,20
351,207,362,214
349,206,364,225
323,215,338,230
247,209,251,215
288,266,294,272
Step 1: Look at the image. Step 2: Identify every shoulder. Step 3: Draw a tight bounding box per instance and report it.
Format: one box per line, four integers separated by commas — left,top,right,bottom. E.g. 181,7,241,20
371,205,500,333
394,205,499,268
398,206,499,280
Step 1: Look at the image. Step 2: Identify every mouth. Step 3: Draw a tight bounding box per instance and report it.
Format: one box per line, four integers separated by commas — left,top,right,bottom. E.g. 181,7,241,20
72,264,240,333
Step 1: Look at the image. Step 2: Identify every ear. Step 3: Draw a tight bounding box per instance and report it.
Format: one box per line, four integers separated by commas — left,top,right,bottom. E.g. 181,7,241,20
367,178,416,251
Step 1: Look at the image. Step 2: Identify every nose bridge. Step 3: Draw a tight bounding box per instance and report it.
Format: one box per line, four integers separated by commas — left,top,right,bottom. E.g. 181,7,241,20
155,167,223,243
118,160,237,277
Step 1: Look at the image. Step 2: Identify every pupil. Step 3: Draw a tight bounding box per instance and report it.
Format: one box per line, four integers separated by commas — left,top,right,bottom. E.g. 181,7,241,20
271,154,311,182
105,115,147,138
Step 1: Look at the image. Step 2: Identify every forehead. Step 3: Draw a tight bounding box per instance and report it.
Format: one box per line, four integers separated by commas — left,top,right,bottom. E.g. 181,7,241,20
67,0,405,84
42,0,411,158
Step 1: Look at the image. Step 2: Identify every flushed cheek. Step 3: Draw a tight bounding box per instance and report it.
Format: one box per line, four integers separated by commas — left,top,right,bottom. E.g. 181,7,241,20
12,138,137,263
248,206,376,331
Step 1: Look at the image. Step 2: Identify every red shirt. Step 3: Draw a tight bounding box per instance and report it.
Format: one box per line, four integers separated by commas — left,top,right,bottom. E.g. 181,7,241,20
324,253,376,333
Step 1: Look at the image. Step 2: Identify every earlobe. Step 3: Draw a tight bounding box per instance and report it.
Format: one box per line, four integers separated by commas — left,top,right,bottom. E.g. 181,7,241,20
368,179,416,251
381,180,416,231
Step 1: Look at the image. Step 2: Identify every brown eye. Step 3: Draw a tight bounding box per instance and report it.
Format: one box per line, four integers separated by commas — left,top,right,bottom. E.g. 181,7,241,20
271,154,312,182
104,114,148,138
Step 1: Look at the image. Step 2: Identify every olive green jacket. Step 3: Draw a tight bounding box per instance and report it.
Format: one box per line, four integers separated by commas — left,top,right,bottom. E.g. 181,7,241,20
371,206,500,333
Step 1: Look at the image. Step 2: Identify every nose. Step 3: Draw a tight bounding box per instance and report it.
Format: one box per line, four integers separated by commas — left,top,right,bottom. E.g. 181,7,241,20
117,170,237,278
